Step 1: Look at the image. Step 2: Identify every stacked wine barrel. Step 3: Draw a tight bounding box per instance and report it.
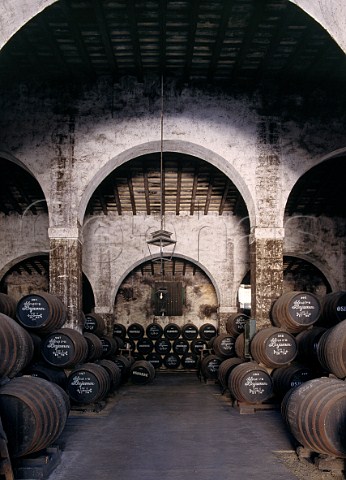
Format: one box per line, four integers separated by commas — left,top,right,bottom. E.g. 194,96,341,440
112,321,218,371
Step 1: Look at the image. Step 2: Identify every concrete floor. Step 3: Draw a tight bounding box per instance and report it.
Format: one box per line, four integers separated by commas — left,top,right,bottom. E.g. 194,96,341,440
47,371,300,480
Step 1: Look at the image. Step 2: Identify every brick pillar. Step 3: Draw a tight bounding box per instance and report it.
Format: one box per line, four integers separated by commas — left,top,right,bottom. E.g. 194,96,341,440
48,227,83,331
250,228,284,329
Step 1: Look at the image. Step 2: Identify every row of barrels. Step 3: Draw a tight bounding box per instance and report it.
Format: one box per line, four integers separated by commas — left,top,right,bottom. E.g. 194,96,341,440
111,321,217,341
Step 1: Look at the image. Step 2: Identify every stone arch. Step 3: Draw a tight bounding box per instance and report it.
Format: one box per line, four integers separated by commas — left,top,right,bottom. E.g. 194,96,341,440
111,252,221,307
79,140,255,227
0,251,49,283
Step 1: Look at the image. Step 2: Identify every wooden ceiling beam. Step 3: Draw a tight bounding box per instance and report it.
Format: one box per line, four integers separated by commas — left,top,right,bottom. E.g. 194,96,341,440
98,193,108,215
183,0,201,82
91,0,119,78
159,0,167,74
143,168,151,215
37,17,70,75
219,181,230,215
190,166,199,215
126,0,144,82
207,1,235,83
113,184,122,215
59,0,95,77
204,174,214,215
127,176,137,215
176,164,182,215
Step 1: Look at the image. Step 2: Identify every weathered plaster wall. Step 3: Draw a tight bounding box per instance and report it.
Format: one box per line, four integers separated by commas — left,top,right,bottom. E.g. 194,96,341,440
0,80,346,323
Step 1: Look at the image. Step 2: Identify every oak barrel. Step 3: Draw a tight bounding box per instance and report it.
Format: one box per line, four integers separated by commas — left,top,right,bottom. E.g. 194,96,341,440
212,333,236,359
83,313,105,337
127,322,145,340
97,359,122,390
316,320,346,378
146,322,163,340
83,332,104,361
200,354,223,380
319,291,346,327
25,361,68,389
294,326,327,367
228,362,273,404
41,328,89,368
163,323,181,340
270,291,321,333
226,313,249,337
100,335,119,358
67,362,111,404
130,360,155,385
16,292,67,334
154,338,171,355
0,376,70,457
0,313,34,378
173,338,189,355
136,337,154,355
250,327,298,368
181,353,199,369
271,363,316,398
282,377,346,458
163,353,181,369
217,357,244,389
113,323,126,339
0,293,16,319
199,323,217,341
145,352,163,369
181,323,198,340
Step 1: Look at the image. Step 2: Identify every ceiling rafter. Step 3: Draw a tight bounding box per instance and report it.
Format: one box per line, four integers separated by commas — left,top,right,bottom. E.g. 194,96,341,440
126,0,144,82
190,165,200,215
183,0,201,82
91,0,119,78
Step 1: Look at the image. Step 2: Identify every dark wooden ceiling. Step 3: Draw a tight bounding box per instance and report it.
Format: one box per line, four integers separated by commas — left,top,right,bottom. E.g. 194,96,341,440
0,0,345,88
0,0,345,284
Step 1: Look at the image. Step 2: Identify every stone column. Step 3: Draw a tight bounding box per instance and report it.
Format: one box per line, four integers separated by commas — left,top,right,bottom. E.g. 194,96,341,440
48,226,83,331
249,228,284,329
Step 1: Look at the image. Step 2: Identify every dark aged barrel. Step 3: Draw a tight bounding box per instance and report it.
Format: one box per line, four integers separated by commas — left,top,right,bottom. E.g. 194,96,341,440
67,363,111,404
228,362,273,404
136,337,154,355
271,363,316,399
235,333,246,360
100,335,119,358
181,353,199,369
163,353,181,369
191,339,207,355
164,323,181,340
130,360,155,385
83,313,105,337
97,359,122,390
155,338,171,355
146,322,163,340
317,320,346,378
200,354,223,380
173,338,189,355
113,354,133,382
0,313,34,378
199,323,217,341
83,332,104,361
127,322,145,340
16,292,67,334
25,362,68,389
250,327,298,368
0,293,17,319
281,377,346,458
212,333,236,359
113,323,126,339
226,313,249,337
294,326,327,368
146,352,163,369
0,376,70,458
318,291,346,327
181,323,198,340
41,328,89,368
218,357,244,390
270,291,321,333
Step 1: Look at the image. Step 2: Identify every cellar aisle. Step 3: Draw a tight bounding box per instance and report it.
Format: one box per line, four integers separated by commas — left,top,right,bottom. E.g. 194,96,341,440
47,372,300,480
